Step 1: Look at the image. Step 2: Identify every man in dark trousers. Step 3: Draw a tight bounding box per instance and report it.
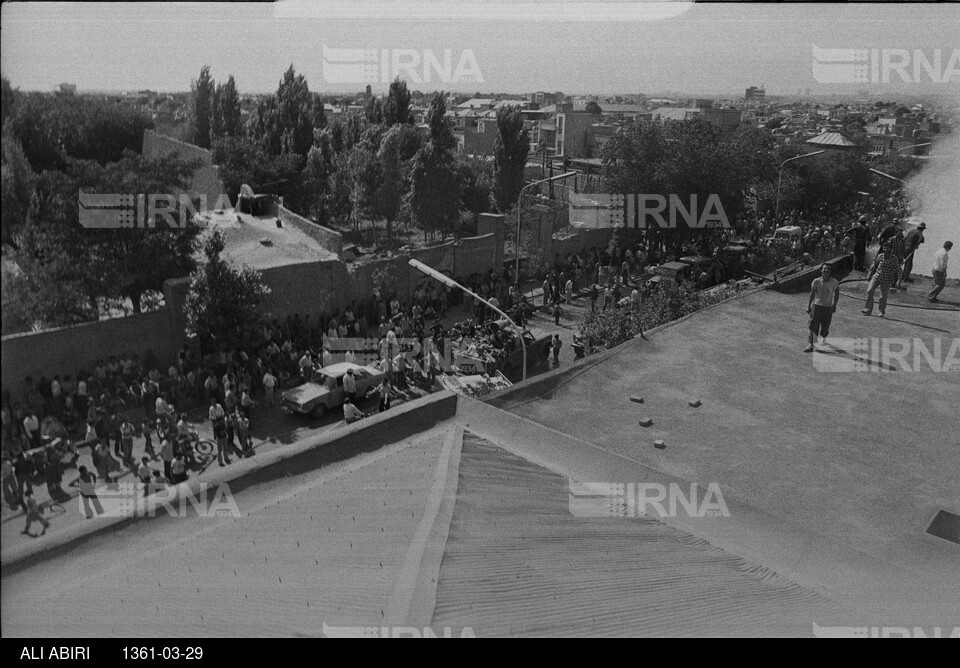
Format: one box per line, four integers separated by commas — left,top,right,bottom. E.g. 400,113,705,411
902,222,926,282
845,216,872,271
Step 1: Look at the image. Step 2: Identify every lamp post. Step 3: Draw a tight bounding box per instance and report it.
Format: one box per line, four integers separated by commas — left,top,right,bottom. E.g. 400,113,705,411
869,168,905,184
775,151,825,220
896,142,932,156
409,259,528,382
514,171,578,289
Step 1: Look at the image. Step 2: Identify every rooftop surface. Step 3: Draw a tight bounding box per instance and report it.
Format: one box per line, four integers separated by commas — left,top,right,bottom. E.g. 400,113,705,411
208,210,338,270
490,286,958,614
3,283,956,636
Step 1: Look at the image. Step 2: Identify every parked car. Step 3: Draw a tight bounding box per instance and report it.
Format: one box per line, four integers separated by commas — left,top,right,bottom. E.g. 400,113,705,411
281,362,385,419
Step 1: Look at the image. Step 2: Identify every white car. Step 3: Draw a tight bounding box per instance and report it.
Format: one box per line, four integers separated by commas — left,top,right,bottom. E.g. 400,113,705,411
281,362,385,419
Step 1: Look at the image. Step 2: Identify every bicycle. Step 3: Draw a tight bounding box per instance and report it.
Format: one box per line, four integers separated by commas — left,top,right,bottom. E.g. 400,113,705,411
175,429,218,470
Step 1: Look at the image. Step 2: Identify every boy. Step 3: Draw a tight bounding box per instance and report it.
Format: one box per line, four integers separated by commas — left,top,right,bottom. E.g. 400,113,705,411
805,264,840,353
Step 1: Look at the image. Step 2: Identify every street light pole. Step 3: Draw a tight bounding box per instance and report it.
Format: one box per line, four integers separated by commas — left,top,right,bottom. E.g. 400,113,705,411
775,151,825,220
896,142,932,155
409,259,529,382
514,171,578,289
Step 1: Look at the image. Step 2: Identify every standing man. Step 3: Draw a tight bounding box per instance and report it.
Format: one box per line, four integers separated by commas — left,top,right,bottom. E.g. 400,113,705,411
262,369,277,407
886,225,907,291
862,245,901,317
845,216,872,271
805,264,840,353
23,411,41,450
343,368,357,403
551,334,562,366
902,222,926,282
928,241,952,303
120,416,136,466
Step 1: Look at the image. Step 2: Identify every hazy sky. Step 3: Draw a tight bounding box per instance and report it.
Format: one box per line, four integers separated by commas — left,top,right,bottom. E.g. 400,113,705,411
3,2,959,96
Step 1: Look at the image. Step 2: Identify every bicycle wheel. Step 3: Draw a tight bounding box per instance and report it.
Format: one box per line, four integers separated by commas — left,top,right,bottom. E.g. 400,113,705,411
195,440,216,458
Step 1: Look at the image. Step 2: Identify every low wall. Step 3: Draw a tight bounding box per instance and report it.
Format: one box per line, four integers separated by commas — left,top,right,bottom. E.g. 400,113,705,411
1,310,180,397
773,254,853,294
259,259,351,319
278,206,344,257
0,390,459,571
456,233,498,277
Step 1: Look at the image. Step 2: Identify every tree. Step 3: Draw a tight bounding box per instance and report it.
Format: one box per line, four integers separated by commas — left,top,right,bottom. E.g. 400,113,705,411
1,77,16,127
210,82,223,140
405,93,460,241
4,93,151,171
192,66,215,149
492,105,529,212
345,142,381,235
303,130,335,224
219,75,242,137
7,153,203,321
184,229,271,351
275,65,325,156
375,125,415,248
365,96,384,124
457,156,492,226
1,131,37,249
584,101,603,115
384,77,412,126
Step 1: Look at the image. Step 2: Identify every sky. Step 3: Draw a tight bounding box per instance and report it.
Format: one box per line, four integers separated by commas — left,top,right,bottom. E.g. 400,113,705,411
2,1,959,97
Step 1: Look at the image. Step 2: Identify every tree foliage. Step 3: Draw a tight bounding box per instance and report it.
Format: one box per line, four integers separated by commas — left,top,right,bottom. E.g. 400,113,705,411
192,65,214,149
184,229,270,351
384,77,412,126
4,90,152,171
405,93,459,239
492,105,529,212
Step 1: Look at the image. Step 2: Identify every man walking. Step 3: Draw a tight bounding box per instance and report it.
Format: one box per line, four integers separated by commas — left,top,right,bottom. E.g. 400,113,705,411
928,241,952,303
902,222,926,282
21,491,49,537
72,466,103,519
862,245,901,317
805,264,840,353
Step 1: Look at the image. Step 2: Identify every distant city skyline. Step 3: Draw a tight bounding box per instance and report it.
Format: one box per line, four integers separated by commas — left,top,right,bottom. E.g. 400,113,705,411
3,2,958,99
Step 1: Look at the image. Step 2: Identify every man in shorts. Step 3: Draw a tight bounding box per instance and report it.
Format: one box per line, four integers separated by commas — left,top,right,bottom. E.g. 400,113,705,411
805,264,840,353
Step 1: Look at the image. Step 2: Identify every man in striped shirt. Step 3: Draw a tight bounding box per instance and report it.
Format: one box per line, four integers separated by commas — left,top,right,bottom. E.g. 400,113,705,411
861,244,901,317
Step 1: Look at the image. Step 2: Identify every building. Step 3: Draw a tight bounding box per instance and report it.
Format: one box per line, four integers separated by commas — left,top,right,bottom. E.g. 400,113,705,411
745,86,766,104
553,103,603,158
804,131,861,152
57,82,77,96
652,106,742,131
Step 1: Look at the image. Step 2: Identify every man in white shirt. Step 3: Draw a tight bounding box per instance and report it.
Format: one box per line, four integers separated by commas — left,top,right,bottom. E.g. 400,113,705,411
299,351,313,381
262,370,277,406
23,411,41,449
208,398,225,429
805,264,840,352
928,241,952,303
343,368,357,402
